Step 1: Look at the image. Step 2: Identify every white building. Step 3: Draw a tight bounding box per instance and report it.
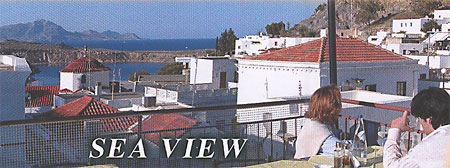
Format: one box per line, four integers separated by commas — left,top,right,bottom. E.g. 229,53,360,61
234,34,319,57
237,38,427,106
0,55,31,121
0,55,31,167
368,31,389,46
189,57,237,90
59,56,110,92
392,18,430,36
384,37,423,55
433,8,450,25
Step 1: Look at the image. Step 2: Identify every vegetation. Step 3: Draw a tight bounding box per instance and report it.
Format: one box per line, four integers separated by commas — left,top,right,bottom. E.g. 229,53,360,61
216,28,238,55
128,70,149,81
355,0,384,25
157,63,183,75
422,20,441,33
315,3,326,13
411,0,442,17
265,21,286,36
293,25,317,37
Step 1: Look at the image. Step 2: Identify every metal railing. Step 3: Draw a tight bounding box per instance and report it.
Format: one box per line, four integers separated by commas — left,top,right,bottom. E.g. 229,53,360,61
0,98,423,167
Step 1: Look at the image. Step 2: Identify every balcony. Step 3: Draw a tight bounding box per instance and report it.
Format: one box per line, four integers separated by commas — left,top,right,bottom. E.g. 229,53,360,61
0,97,423,168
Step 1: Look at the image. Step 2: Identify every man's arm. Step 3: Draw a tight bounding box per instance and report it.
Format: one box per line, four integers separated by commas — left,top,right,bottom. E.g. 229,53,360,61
383,111,419,168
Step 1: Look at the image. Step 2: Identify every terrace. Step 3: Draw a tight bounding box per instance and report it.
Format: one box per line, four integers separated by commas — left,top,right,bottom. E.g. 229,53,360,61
0,97,424,168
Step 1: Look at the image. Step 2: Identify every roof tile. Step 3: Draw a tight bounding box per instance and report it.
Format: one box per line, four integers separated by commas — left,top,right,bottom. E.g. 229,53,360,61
245,38,411,63
60,57,110,73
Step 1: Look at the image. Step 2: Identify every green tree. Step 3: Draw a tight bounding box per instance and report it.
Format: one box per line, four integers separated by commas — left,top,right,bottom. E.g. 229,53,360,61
265,21,285,36
412,0,442,17
422,20,441,33
294,25,317,37
158,63,183,75
215,36,219,55
217,28,238,55
355,0,384,25
128,70,149,81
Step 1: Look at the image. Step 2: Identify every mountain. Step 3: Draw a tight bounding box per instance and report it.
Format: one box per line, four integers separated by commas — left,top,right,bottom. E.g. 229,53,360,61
0,19,141,42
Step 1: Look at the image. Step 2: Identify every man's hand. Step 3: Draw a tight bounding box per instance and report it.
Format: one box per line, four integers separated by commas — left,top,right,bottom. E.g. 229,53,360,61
391,111,411,132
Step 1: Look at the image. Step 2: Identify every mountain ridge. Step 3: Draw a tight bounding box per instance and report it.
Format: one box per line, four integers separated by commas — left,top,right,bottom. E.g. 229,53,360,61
0,19,141,42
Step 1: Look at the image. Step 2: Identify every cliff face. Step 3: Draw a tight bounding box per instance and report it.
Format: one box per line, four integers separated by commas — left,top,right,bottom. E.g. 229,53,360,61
0,19,141,42
0,40,212,65
287,0,414,38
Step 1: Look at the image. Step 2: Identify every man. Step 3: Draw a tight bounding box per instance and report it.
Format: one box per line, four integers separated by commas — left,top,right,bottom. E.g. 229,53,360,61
384,87,450,168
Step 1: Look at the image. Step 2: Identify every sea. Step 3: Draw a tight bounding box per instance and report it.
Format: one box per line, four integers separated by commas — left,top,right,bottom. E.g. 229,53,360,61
59,39,215,51
33,39,215,85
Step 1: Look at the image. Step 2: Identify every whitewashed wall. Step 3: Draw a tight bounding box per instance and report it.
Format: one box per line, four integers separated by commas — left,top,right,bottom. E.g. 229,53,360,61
60,71,109,91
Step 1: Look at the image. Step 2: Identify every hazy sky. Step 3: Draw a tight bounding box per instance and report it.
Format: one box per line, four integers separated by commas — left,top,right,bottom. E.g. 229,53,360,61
0,0,325,39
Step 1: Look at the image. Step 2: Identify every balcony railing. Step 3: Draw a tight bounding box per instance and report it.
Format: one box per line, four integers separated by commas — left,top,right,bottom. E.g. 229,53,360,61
0,98,422,167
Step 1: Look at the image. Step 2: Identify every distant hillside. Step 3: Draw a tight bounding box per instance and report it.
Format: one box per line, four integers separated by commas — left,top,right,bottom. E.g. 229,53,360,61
287,0,450,39
0,40,213,65
0,19,141,42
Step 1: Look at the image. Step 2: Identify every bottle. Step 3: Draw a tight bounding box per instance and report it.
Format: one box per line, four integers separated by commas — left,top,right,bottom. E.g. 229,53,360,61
352,115,368,166
334,142,343,168
342,143,352,168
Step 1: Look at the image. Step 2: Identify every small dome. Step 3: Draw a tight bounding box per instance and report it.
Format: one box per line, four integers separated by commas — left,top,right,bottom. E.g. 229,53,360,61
60,57,110,73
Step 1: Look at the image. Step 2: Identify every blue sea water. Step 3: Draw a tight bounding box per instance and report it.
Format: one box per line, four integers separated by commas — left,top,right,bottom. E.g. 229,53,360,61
59,39,215,51
34,63,167,86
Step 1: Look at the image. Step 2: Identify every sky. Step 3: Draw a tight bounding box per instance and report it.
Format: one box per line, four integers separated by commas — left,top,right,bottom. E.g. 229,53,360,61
0,0,325,39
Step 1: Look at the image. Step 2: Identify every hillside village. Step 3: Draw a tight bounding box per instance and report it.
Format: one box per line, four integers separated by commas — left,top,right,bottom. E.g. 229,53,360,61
1,1,450,168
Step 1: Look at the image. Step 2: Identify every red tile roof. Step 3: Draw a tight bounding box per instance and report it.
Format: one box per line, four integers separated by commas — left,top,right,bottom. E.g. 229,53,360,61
40,95,136,132
25,85,60,107
60,57,110,73
245,38,411,63
133,114,197,144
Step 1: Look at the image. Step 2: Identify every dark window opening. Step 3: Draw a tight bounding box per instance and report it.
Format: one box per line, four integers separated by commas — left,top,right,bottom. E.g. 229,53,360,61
397,82,407,96
365,84,377,92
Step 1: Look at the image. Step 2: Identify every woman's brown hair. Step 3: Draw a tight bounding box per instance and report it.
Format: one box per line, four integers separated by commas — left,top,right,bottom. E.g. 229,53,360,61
305,85,342,125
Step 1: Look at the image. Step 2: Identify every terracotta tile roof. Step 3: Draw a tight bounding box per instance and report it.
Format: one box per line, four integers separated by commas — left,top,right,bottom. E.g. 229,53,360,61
25,85,60,107
60,57,110,73
40,95,136,132
245,38,411,63
133,114,197,144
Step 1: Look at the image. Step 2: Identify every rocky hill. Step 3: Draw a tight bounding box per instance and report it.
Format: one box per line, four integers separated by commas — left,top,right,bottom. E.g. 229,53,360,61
0,19,141,42
287,0,450,39
0,40,213,65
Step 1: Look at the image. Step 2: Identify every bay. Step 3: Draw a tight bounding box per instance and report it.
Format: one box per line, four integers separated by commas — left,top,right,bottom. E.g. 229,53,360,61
56,39,215,51
33,63,167,86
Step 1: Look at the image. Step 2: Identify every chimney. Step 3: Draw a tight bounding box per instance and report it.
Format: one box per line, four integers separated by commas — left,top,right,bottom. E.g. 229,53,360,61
95,82,102,96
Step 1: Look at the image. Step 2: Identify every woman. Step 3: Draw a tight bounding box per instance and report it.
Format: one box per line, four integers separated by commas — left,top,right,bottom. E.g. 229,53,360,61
294,85,342,159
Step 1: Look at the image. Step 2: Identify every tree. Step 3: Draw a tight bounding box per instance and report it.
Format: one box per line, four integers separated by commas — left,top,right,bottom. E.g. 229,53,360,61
412,0,442,17
215,36,219,55
128,70,149,81
422,20,441,33
294,25,317,37
158,63,183,75
355,0,384,25
217,28,238,55
265,21,285,36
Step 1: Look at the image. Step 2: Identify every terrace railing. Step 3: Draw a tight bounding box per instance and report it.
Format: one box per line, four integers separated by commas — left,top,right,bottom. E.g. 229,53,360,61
0,98,422,168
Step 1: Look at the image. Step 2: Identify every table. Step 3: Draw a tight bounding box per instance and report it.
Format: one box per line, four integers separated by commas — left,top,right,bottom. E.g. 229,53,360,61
246,146,384,168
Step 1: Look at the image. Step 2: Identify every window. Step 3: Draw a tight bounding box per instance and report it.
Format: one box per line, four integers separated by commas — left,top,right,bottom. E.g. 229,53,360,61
81,75,86,84
401,23,403,27
403,50,407,55
397,82,407,96
238,46,241,49
234,71,239,83
341,33,344,37
410,23,413,27
420,74,426,80
365,84,376,92
274,41,278,46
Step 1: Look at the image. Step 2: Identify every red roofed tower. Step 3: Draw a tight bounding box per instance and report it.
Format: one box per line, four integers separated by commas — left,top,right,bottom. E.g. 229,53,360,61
59,56,110,92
